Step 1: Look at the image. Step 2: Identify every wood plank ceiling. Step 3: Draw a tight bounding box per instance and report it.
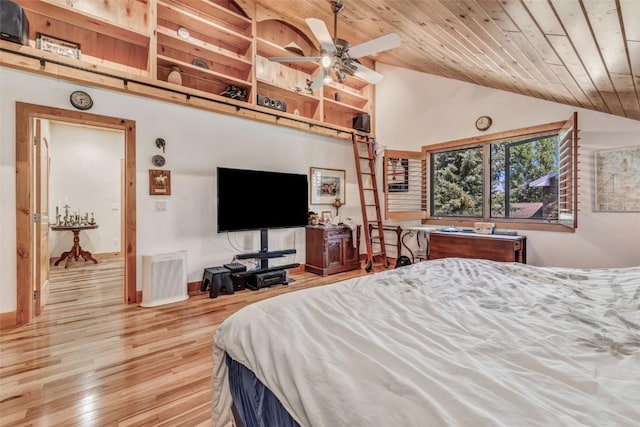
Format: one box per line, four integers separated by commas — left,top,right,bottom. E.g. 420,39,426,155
255,0,640,121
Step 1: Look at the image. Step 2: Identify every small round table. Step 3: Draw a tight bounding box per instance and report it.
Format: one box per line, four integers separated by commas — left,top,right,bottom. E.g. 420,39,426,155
50,224,99,268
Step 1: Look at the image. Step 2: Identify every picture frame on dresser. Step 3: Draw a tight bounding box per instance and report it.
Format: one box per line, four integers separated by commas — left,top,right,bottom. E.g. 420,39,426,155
310,167,346,204
321,211,332,223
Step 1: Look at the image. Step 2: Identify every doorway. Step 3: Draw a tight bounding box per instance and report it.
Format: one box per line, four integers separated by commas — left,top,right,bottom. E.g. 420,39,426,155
15,102,137,326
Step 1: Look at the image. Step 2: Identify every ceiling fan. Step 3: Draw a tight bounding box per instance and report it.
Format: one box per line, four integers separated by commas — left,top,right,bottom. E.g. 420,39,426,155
268,0,401,89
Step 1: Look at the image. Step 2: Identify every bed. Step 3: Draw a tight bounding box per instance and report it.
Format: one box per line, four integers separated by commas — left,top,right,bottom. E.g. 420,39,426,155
213,258,640,426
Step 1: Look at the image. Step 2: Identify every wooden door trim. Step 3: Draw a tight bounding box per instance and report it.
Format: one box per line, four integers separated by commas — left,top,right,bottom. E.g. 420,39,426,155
15,102,137,325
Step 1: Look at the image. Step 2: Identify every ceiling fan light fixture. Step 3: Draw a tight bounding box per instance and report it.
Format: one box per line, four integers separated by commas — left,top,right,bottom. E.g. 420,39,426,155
320,53,333,68
323,69,333,84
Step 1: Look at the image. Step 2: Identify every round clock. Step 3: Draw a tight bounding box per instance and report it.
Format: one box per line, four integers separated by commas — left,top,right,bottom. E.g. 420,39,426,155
475,115,492,131
70,90,93,111
151,155,166,167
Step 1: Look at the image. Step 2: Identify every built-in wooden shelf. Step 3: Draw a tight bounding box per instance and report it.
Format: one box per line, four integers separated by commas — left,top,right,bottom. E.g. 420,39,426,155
16,0,150,47
3,0,377,138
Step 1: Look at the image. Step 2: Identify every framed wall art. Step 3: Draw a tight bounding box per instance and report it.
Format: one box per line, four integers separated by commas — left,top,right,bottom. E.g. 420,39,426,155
310,167,345,205
36,33,81,60
149,169,171,195
594,145,640,212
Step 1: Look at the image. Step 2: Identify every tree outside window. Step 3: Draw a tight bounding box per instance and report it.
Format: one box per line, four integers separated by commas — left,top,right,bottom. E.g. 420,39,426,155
490,133,558,220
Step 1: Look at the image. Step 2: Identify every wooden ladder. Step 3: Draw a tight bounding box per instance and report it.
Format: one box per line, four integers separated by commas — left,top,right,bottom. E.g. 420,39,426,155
352,133,389,272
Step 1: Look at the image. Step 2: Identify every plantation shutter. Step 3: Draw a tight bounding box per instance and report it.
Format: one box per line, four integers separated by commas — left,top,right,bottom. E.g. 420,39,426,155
383,150,427,220
557,112,579,230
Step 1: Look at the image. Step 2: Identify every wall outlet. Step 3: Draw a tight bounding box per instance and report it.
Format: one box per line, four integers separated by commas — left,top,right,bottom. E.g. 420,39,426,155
154,200,167,212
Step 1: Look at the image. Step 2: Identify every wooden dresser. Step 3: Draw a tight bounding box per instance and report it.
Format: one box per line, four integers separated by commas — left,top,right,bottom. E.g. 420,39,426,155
429,231,527,263
305,225,361,276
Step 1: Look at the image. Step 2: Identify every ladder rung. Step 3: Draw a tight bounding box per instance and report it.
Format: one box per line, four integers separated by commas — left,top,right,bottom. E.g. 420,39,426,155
362,188,374,191
360,172,373,175
371,252,386,257
358,156,371,160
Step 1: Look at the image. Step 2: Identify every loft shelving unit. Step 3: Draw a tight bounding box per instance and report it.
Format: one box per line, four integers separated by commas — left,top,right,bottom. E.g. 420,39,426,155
5,0,377,138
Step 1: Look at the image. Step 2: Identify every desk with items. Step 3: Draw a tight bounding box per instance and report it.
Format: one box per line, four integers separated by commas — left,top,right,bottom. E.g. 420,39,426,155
402,226,525,264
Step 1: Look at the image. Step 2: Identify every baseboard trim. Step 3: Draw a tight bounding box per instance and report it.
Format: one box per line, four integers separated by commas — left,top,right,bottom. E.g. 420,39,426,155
49,251,122,265
188,281,200,295
0,311,17,329
94,252,122,260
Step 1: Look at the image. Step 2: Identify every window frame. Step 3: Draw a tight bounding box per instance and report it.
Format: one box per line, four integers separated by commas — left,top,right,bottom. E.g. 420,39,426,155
421,115,578,232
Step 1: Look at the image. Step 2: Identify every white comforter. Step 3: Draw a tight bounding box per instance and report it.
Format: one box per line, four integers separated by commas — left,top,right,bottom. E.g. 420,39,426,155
213,258,640,426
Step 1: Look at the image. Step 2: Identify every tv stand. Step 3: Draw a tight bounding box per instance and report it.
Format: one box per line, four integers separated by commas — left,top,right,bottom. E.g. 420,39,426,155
234,229,299,289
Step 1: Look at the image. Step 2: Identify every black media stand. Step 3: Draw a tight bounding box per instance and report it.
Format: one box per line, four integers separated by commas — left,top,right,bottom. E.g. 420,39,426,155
234,229,298,290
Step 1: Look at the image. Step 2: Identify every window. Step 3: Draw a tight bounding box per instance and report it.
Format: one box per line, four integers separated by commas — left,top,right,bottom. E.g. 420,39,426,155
431,146,483,217
490,131,560,220
431,131,560,220
383,113,578,231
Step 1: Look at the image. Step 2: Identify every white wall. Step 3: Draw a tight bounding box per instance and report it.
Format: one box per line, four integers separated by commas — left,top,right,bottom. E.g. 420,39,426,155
0,67,360,313
2,62,639,314
376,63,640,268
48,122,123,256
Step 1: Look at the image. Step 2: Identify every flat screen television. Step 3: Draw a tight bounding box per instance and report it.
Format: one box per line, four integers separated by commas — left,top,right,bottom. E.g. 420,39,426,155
217,167,309,232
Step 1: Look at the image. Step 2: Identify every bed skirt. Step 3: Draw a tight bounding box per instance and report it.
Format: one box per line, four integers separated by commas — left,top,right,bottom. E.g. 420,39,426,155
226,354,300,427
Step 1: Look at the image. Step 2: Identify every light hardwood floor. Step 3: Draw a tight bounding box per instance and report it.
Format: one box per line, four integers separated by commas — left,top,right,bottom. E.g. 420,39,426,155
0,258,378,426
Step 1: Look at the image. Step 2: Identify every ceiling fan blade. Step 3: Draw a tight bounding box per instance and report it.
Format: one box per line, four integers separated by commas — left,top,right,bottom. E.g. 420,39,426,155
348,33,401,59
306,18,336,53
269,56,321,63
309,71,325,89
352,62,384,85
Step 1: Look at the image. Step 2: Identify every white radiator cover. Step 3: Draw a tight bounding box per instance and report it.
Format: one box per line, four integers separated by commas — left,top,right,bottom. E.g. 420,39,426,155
141,250,189,307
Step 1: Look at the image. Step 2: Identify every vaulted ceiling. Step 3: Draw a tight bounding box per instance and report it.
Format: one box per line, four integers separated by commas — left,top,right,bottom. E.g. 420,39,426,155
255,0,640,121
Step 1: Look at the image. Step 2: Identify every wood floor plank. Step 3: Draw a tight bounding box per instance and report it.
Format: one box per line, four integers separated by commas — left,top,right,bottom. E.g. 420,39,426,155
0,257,382,425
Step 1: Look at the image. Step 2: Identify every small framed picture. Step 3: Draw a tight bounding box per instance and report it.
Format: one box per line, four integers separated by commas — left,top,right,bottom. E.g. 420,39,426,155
321,211,332,223
36,33,81,60
149,170,171,195
310,167,346,205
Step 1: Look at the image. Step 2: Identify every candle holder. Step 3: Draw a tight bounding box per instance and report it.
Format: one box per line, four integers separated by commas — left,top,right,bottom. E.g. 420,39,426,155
332,197,343,216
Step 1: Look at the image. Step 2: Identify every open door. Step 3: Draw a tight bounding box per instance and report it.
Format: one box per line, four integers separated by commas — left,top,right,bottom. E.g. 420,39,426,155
33,118,50,315
15,102,137,326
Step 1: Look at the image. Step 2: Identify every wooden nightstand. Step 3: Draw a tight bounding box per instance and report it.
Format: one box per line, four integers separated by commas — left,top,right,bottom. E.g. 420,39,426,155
305,225,361,276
